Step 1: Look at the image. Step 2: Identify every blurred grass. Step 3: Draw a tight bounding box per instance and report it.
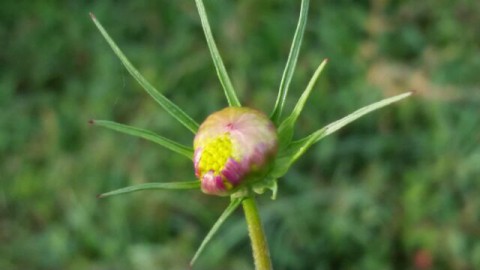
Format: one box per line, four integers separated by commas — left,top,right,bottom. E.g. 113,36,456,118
1,0,479,269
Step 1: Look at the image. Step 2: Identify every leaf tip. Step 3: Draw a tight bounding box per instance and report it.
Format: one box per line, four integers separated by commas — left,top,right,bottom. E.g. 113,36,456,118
88,119,96,125
189,259,195,269
96,193,104,199
89,12,96,20
399,90,415,100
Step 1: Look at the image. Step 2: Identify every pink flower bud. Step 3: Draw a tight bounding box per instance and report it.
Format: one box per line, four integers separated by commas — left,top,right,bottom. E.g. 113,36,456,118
194,107,278,196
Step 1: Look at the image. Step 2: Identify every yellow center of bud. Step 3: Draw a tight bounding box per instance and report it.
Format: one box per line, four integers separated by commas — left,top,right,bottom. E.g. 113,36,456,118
198,134,233,177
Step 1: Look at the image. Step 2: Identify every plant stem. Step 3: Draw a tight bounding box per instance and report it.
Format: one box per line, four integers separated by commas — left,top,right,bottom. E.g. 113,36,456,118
242,196,272,270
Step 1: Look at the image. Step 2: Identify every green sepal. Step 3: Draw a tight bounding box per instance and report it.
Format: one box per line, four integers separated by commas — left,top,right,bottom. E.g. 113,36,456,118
90,13,199,134
190,198,243,267
277,59,328,147
252,178,278,200
271,0,310,124
98,181,200,198
269,152,295,180
194,0,241,107
91,120,193,159
271,91,413,179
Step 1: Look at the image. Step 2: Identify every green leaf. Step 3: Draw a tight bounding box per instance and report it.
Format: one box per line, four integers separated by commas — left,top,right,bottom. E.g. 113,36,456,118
190,198,243,267
90,120,193,159
194,0,241,107
98,181,200,198
89,13,199,134
308,91,413,143
272,91,413,178
270,0,310,124
278,58,328,146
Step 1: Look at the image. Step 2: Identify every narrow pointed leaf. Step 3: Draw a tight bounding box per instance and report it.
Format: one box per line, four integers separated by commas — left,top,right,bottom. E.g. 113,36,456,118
272,91,413,178
312,91,413,142
190,198,242,267
271,0,310,124
194,0,241,107
98,181,200,198
91,120,193,159
90,13,199,133
292,91,413,162
278,58,328,145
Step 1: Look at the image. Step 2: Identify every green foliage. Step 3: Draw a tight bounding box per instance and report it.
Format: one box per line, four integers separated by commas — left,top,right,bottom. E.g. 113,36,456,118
190,198,243,267
194,0,241,107
1,0,479,269
272,92,412,180
277,58,328,146
90,13,199,134
98,181,200,199
91,120,193,159
271,0,309,124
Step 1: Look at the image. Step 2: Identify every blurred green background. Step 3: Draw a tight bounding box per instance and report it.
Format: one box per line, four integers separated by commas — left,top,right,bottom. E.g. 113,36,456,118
1,0,480,269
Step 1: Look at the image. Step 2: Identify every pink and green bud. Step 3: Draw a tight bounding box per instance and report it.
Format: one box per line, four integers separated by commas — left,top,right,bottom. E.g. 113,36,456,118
193,107,278,196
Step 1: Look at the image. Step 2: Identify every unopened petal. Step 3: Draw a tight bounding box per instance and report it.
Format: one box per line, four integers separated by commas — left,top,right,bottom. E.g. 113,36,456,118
194,107,278,196
201,171,228,196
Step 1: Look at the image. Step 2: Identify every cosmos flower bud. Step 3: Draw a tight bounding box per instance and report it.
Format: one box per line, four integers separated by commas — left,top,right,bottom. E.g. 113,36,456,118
194,107,278,196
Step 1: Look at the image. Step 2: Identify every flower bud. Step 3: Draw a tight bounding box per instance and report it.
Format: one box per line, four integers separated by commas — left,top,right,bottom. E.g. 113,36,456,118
194,107,278,196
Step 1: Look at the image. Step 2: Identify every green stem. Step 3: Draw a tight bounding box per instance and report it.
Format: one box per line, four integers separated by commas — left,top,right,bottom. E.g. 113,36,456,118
242,196,272,270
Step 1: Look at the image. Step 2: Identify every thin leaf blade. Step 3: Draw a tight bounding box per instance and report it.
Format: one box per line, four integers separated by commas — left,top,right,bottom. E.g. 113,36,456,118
319,91,413,140
91,120,193,159
277,58,328,145
194,0,241,107
90,13,199,133
272,91,413,178
271,0,310,124
190,198,243,267
98,181,200,198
